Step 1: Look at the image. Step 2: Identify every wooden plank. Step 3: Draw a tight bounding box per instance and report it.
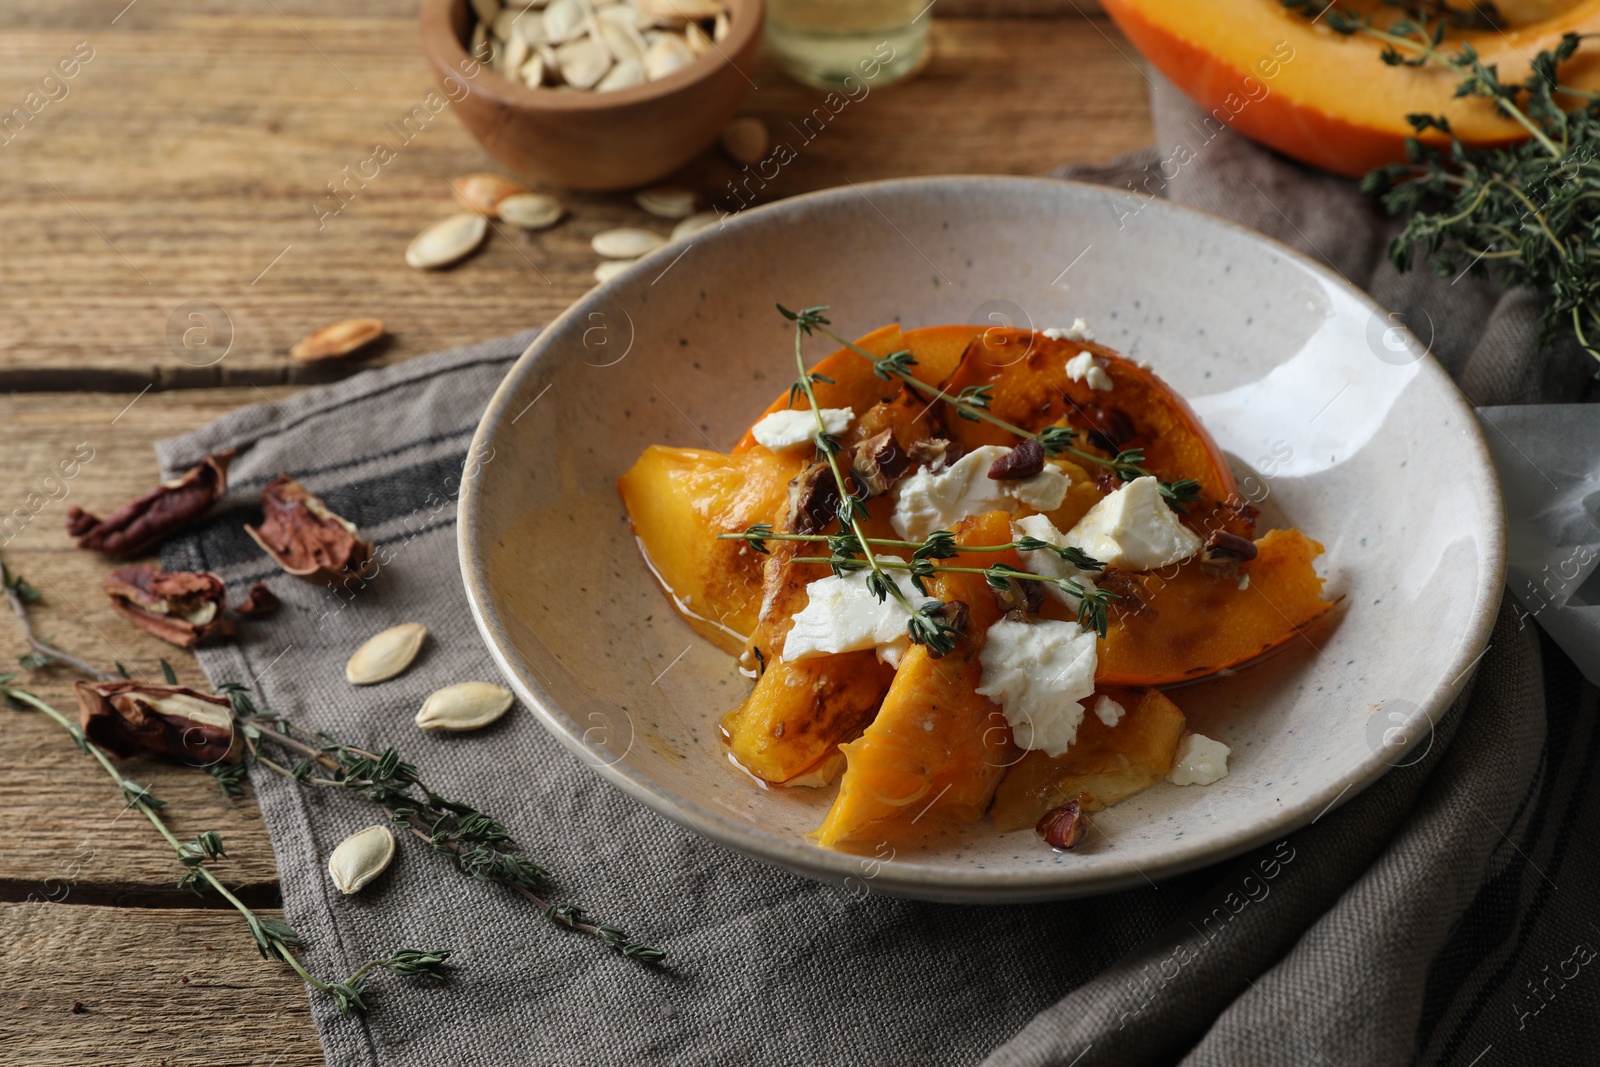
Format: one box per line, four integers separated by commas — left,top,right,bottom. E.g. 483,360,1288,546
0,389,288,900
0,13,1151,389
0,901,323,1067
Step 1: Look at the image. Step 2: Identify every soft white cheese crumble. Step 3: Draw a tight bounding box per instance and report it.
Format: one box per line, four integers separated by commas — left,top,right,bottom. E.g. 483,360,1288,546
1167,732,1231,786
1065,476,1202,572
1042,318,1095,343
750,407,853,452
1092,694,1125,728
781,558,938,667
1065,350,1114,392
1012,514,1096,611
975,617,1098,758
890,445,1070,541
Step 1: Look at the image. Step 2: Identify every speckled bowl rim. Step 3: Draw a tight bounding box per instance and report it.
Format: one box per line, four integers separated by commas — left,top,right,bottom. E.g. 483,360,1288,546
458,175,1507,903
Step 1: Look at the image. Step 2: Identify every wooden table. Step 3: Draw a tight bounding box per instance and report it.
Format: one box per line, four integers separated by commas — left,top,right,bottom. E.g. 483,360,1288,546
0,4,1150,1062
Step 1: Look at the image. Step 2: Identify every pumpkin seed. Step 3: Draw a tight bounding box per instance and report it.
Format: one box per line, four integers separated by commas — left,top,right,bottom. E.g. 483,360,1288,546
671,210,720,241
596,57,645,91
596,18,644,63
405,214,487,269
470,0,502,23
346,622,428,684
557,37,612,89
327,825,396,895
683,20,710,55
714,10,729,41
592,227,665,257
594,258,636,282
415,681,515,731
289,318,385,362
634,185,696,219
638,0,722,24
720,116,767,164
498,192,565,229
519,53,546,87
544,0,584,43
452,172,529,217
643,33,695,79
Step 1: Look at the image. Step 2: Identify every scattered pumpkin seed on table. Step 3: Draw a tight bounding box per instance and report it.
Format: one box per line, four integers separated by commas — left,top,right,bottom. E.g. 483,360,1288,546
405,214,488,270
327,824,396,895
416,681,515,732
592,227,665,258
497,192,565,230
346,622,427,685
635,185,696,219
289,318,385,362
594,259,637,282
451,172,529,217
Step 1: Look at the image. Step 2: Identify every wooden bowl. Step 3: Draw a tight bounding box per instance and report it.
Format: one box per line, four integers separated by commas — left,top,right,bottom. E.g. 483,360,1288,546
420,0,762,191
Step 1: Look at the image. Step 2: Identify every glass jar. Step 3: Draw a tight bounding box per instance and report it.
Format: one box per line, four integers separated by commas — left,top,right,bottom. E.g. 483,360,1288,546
764,0,931,89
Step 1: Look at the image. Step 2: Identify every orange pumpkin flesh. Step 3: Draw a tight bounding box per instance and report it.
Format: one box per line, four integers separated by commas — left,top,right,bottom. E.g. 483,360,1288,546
617,445,802,656
1086,528,1339,686
722,651,896,785
812,510,1019,848
1099,0,1600,178
991,688,1188,833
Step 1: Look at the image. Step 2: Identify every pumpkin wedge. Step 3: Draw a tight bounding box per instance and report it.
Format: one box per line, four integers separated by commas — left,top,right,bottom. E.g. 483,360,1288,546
1100,0,1600,177
939,328,1253,541
722,651,895,784
991,688,1188,832
618,445,803,656
732,324,983,453
812,510,1020,848
1075,528,1339,686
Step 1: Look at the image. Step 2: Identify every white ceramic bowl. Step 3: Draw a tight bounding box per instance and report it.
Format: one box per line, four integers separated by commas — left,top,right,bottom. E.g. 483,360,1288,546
458,177,1504,903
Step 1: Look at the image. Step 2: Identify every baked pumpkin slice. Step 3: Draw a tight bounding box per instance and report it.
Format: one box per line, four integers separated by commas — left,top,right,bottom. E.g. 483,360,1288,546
812,509,1020,848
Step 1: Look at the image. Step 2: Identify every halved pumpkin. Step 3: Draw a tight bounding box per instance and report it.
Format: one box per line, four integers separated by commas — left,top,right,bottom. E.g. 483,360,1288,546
812,510,1019,847
991,688,1188,832
1084,528,1339,686
617,445,803,656
1100,0,1600,177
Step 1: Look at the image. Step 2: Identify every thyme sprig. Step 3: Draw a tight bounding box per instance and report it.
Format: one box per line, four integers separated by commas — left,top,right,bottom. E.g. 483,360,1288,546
718,524,1106,572
783,307,1201,505
778,304,961,656
0,676,449,1015
1282,0,1600,365
221,684,666,965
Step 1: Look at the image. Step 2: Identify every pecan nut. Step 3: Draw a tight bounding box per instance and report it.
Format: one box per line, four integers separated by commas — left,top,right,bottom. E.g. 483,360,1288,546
1200,530,1259,576
232,581,280,618
1079,405,1137,453
104,566,233,648
907,436,962,472
850,429,910,497
66,450,235,557
1037,798,1088,850
784,462,842,535
992,573,1045,617
245,475,375,587
987,439,1045,481
75,680,241,765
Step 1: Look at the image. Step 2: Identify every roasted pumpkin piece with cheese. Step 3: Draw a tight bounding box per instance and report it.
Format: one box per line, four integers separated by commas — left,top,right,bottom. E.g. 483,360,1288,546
991,688,1188,832
812,510,1019,848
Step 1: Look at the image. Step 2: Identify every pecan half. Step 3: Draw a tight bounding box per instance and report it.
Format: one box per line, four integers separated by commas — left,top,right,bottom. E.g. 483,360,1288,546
992,574,1045,617
1200,530,1259,576
1080,405,1137,453
104,566,233,648
907,436,962,472
232,581,280,618
66,450,236,557
987,439,1045,481
850,429,910,497
1037,799,1088,850
785,462,842,535
245,475,375,587
75,681,241,765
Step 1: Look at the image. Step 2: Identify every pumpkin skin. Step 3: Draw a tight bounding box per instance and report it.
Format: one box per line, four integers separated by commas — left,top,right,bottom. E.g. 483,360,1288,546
617,445,802,656
1099,0,1600,177
812,510,1021,848
990,688,1188,833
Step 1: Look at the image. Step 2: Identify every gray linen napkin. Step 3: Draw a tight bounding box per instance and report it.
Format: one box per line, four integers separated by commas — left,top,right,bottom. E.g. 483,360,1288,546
159,77,1599,1065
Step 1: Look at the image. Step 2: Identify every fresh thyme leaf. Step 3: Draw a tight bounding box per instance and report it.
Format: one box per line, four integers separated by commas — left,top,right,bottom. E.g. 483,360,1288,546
872,349,918,380
742,523,774,554
1284,2,1600,366
1,564,41,604
115,661,131,679
1159,478,1203,507
159,658,179,685
206,762,249,798
18,652,50,670
1036,426,1079,455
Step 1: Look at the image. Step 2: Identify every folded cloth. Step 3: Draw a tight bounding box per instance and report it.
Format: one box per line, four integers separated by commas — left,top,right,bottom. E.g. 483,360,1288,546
983,77,1600,1067
158,77,1599,1067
